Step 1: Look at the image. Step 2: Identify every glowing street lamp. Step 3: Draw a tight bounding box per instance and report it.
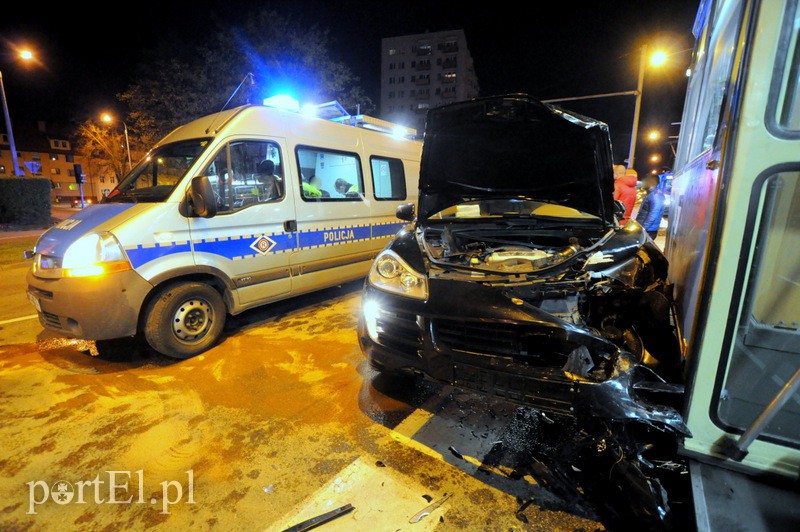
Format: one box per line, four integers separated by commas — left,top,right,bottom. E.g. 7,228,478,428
648,130,661,141
650,50,668,67
628,46,669,169
101,112,132,171
650,154,661,163
0,48,35,176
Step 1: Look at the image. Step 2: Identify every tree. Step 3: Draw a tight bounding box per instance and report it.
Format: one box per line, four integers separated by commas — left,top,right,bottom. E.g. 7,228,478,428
76,120,129,181
119,8,373,142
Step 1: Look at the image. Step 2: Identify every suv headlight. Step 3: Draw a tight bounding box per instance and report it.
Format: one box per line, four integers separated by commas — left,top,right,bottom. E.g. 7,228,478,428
61,232,131,278
368,250,428,300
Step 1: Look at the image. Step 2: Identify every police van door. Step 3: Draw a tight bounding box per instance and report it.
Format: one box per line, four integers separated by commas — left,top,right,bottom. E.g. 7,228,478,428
292,145,374,291
189,138,297,306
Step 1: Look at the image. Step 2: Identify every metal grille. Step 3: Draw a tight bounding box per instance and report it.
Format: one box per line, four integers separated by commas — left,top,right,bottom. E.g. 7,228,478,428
376,308,421,354
41,312,62,330
433,319,523,356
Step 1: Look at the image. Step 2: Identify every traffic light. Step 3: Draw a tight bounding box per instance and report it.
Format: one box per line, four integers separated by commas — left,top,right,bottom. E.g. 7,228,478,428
73,163,84,184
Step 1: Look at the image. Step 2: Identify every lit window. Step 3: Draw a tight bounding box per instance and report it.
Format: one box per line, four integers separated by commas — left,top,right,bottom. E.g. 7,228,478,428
389,48,397,56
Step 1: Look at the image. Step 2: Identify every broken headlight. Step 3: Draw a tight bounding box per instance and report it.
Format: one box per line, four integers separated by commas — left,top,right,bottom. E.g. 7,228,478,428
368,250,428,300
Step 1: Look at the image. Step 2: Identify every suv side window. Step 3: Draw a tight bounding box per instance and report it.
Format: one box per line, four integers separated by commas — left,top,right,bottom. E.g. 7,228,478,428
203,140,284,213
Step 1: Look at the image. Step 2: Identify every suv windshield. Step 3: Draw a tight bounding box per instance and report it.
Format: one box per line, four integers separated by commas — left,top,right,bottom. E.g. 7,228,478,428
104,138,211,203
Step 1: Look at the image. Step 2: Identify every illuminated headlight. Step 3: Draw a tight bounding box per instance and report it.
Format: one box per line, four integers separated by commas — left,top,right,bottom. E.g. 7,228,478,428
60,232,131,278
362,298,380,341
368,250,428,300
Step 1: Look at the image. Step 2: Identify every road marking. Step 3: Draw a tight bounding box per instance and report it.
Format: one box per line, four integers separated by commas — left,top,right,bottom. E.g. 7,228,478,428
380,389,537,485
0,314,38,326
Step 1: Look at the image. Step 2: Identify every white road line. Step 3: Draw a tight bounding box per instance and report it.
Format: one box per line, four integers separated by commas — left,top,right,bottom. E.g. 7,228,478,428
0,314,38,326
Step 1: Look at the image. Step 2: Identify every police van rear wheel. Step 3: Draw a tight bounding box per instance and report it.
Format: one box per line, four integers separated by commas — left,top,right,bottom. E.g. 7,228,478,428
144,282,226,359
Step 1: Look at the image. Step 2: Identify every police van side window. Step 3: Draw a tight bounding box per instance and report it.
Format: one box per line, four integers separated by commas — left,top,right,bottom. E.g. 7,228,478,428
203,141,284,213
370,156,407,200
296,146,364,202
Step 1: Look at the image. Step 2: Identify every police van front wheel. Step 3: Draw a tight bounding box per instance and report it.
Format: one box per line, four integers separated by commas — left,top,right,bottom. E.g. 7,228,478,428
144,282,226,359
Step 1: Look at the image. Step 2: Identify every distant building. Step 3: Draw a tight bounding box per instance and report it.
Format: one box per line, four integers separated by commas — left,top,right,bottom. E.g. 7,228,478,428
380,29,480,134
0,121,113,204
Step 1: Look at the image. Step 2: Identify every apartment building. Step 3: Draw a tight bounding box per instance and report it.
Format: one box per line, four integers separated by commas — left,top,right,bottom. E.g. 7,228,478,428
380,29,480,134
0,121,114,204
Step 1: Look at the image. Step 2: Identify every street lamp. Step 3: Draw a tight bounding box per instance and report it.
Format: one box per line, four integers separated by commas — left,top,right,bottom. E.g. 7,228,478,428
0,48,35,176
648,130,661,141
628,45,668,170
650,154,661,163
101,112,132,171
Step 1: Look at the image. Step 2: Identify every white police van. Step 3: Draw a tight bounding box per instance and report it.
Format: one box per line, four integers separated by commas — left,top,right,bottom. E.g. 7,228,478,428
26,99,421,358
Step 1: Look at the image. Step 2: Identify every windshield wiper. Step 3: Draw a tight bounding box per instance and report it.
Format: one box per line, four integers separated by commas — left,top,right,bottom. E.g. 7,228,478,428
103,189,138,203
441,180,496,192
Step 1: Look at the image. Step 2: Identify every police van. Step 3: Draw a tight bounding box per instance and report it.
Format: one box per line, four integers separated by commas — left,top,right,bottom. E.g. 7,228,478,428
26,99,421,358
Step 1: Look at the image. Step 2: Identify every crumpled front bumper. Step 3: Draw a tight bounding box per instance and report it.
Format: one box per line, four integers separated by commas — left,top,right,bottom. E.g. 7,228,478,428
359,279,688,434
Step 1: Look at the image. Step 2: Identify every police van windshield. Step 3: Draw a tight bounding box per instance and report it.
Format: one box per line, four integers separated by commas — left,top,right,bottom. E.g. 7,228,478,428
104,138,211,203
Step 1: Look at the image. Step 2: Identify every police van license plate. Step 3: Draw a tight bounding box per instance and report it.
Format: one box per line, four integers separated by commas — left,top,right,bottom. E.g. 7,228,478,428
27,292,41,312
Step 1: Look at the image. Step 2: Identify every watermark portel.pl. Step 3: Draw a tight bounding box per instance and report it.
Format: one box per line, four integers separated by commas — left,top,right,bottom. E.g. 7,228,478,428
27,470,195,515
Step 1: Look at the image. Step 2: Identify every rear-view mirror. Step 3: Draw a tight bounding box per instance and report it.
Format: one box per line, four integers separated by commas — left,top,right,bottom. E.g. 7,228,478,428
188,176,217,218
396,202,415,222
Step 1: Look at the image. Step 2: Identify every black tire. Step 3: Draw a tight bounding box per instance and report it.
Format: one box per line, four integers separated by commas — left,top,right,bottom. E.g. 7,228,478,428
144,282,226,359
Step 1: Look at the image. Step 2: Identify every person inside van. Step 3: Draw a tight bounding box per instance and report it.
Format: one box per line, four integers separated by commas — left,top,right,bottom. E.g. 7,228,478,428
334,178,359,197
302,175,327,198
255,159,282,201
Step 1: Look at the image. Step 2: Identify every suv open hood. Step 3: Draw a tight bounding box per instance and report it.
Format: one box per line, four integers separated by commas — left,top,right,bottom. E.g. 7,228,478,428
418,95,616,224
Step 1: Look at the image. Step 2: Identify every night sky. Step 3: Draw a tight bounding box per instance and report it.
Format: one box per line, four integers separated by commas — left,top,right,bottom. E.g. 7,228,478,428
1,0,699,171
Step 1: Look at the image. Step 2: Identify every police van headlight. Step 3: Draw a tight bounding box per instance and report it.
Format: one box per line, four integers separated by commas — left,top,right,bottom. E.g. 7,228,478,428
61,232,132,278
368,250,428,300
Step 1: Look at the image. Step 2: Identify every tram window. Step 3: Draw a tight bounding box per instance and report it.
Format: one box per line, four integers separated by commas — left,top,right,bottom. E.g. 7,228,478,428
779,3,800,129
693,0,746,158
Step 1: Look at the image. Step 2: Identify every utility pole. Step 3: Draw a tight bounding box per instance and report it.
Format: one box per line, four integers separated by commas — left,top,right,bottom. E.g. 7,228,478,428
0,70,23,176
628,45,648,170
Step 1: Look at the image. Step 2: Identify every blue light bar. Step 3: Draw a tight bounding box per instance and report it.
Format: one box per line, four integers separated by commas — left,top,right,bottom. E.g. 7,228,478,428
263,94,300,112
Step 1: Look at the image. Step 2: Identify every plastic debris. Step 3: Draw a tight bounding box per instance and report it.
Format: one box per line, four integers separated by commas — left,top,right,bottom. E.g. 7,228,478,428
409,493,452,524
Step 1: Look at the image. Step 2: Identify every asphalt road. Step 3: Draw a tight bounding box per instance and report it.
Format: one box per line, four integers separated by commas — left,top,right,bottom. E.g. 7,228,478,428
0,271,608,531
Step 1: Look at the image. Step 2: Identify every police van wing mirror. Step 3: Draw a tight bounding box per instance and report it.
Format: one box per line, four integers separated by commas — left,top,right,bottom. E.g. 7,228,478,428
396,202,415,222
188,175,217,218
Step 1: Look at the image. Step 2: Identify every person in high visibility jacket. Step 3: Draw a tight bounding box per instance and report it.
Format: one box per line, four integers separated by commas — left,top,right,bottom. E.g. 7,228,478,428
334,178,359,196
302,175,324,198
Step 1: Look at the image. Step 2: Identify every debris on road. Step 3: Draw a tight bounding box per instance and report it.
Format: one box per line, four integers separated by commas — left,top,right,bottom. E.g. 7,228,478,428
282,503,355,532
448,446,464,460
408,493,452,524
